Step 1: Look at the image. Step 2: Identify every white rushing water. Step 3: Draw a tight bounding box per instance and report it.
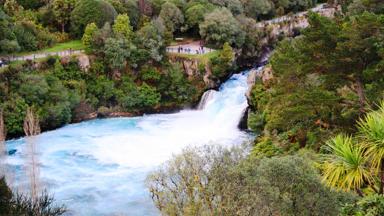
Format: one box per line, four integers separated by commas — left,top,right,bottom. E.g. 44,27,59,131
5,70,253,215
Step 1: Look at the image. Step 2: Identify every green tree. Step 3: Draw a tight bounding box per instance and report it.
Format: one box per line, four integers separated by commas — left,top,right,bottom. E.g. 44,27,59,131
158,64,197,103
322,102,384,195
16,0,44,9
135,21,166,62
2,95,27,137
112,14,133,40
4,0,23,16
81,22,98,48
104,37,132,70
209,0,243,15
199,8,245,48
137,83,160,109
243,0,274,20
347,0,384,15
159,2,184,33
358,103,384,194
0,8,20,54
210,42,235,79
87,75,116,107
52,0,76,32
147,145,352,215
237,15,264,63
70,0,117,37
184,3,215,33
322,134,373,195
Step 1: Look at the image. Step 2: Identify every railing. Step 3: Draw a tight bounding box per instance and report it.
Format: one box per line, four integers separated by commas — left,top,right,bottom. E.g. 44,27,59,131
2,50,84,62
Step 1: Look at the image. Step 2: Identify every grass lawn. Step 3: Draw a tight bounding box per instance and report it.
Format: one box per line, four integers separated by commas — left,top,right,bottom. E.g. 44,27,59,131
168,50,219,63
15,40,85,56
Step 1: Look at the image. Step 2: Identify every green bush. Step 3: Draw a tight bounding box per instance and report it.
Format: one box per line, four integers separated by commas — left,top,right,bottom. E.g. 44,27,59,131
341,194,384,216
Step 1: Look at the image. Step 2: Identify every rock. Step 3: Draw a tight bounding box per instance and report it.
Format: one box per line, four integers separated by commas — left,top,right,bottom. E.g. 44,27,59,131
8,149,17,156
104,112,135,118
182,59,199,77
78,54,90,72
203,64,216,88
72,101,96,122
169,55,217,89
246,68,258,99
60,56,71,65
238,107,249,130
261,66,274,85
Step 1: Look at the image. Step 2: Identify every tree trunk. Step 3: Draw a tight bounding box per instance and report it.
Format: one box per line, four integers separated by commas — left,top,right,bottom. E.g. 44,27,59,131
23,108,41,201
61,23,65,33
297,129,307,148
356,188,364,197
380,160,384,195
355,77,366,114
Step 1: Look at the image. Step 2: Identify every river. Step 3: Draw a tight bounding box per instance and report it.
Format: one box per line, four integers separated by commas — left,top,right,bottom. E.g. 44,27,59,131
4,70,255,215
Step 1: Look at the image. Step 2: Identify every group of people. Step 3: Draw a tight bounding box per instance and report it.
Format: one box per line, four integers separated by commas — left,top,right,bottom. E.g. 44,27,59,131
167,46,211,55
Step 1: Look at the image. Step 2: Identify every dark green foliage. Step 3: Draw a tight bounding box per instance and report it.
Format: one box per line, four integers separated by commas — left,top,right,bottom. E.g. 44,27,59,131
0,60,83,137
341,194,384,216
249,12,384,150
347,0,384,15
158,64,197,104
184,2,215,33
2,95,28,136
105,0,140,29
116,77,160,111
135,20,166,62
16,0,44,9
140,66,161,84
137,83,161,108
237,15,265,63
147,145,354,215
246,155,353,215
0,7,56,54
210,42,235,79
104,37,132,70
0,177,66,216
247,111,265,133
0,177,13,214
251,136,282,158
0,8,19,54
86,75,116,107
199,8,245,48
70,0,117,37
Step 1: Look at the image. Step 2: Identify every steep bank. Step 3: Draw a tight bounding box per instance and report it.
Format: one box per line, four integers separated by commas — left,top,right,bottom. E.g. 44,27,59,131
5,70,253,215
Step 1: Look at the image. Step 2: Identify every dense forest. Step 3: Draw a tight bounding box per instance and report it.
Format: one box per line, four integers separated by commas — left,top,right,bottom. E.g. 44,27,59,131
0,0,384,215
147,1,384,216
0,0,322,138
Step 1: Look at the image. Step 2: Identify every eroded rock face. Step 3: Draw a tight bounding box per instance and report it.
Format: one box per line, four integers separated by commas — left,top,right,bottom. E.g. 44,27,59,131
260,66,274,84
246,68,259,98
182,59,199,77
203,63,216,88
77,54,90,72
245,66,274,102
169,55,217,88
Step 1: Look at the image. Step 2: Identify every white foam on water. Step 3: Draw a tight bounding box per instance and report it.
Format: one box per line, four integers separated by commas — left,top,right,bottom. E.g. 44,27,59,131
4,71,253,215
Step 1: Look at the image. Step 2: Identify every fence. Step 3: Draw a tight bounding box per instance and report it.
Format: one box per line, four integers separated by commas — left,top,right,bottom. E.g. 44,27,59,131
3,50,84,62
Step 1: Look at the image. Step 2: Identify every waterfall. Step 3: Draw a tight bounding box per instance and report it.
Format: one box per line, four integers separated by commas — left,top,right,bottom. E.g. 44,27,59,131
4,70,253,216
197,89,217,110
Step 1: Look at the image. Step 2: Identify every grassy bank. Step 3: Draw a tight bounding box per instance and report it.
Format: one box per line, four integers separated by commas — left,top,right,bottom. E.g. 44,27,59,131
15,40,85,56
